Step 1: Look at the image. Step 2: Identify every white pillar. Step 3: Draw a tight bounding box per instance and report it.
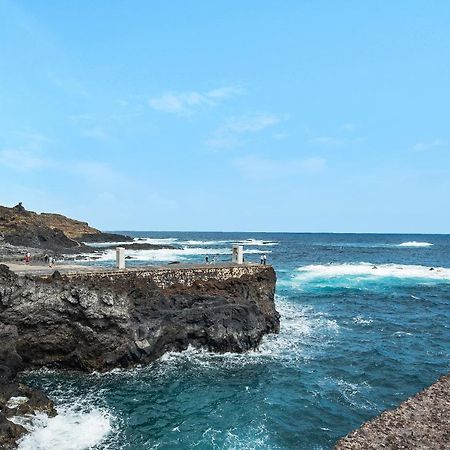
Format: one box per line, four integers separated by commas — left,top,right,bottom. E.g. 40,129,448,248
116,247,125,269
232,245,244,264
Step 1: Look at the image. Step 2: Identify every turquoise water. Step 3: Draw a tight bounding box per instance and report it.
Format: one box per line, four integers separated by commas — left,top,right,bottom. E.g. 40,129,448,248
19,233,450,449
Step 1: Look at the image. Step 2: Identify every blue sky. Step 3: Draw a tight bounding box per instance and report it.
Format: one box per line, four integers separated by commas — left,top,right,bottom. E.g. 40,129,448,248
1,1,449,232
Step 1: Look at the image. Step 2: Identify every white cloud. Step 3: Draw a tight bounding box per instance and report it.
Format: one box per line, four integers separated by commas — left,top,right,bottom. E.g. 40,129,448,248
0,148,50,171
341,123,356,131
309,136,346,146
47,71,89,98
233,155,326,179
81,126,112,142
412,139,447,151
206,113,285,149
223,114,281,133
309,135,365,146
207,86,243,99
272,132,289,141
149,86,243,114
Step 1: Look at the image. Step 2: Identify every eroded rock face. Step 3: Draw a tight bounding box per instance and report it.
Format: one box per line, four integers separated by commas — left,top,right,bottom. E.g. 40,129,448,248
0,321,56,449
0,264,279,372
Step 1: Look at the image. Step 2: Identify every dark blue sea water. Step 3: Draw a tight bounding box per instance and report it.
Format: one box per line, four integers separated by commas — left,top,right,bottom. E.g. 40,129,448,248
19,233,450,449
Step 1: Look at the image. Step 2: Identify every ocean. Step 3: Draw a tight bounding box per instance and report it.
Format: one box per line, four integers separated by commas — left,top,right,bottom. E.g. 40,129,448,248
17,232,450,449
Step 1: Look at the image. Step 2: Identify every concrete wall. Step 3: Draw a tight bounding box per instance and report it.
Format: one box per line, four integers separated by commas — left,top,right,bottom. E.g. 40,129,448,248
59,264,271,290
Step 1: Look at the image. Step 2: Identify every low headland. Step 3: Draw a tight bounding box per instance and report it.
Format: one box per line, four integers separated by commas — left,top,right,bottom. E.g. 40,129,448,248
0,203,279,448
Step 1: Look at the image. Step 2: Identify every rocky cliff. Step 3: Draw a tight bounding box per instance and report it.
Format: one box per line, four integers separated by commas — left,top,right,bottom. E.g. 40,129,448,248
0,322,56,450
0,264,279,371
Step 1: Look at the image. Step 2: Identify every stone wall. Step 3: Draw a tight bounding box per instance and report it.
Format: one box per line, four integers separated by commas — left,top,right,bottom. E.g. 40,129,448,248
54,264,270,289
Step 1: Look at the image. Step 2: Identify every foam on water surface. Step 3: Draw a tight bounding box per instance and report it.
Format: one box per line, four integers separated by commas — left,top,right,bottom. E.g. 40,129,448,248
77,246,271,263
397,241,434,247
16,407,113,450
282,262,450,292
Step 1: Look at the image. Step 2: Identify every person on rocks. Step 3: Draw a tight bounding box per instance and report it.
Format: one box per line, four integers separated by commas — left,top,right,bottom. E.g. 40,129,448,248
25,252,31,264
48,256,54,268
205,256,209,264
263,254,267,265
260,255,264,265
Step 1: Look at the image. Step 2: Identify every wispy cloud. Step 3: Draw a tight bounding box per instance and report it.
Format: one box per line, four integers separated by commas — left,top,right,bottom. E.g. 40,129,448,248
412,139,447,151
309,135,364,146
341,123,356,131
206,113,285,149
47,71,89,98
149,86,243,115
233,155,326,179
0,148,50,171
81,126,112,142
0,131,53,171
309,136,346,146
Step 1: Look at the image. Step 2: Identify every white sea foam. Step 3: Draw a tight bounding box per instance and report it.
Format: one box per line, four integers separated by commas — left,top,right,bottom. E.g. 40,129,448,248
78,246,271,262
352,315,373,326
397,241,433,247
238,239,278,246
6,396,28,409
86,237,179,248
288,262,450,289
146,296,339,370
16,406,112,450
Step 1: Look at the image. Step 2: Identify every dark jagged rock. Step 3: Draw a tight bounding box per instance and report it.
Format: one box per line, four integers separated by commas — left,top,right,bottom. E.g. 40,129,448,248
0,321,56,449
0,265,278,371
79,232,133,243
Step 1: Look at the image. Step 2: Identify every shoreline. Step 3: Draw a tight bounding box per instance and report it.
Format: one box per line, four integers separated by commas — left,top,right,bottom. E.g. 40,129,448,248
335,373,450,449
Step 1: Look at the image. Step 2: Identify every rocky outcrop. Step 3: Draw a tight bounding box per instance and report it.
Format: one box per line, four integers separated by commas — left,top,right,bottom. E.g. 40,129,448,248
78,232,133,243
0,203,132,253
0,264,279,371
335,373,450,449
0,321,56,450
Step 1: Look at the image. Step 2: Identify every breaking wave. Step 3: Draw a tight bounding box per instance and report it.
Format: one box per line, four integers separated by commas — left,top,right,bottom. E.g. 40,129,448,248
397,241,433,247
282,262,450,291
77,246,271,263
16,406,113,450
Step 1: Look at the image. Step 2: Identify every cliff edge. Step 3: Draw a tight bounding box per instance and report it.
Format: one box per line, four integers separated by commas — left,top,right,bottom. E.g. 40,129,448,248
0,264,279,371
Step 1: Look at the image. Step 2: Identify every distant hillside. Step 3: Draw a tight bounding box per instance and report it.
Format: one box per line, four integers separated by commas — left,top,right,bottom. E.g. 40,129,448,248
39,212,99,239
0,203,131,252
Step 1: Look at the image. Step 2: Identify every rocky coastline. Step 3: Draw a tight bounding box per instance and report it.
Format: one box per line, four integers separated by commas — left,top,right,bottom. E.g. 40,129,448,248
335,373,450,449
0,262,279,447
0,322,56,449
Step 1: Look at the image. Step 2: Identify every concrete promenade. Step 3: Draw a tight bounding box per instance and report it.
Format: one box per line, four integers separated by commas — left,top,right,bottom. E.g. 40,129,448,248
3,261,270,277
